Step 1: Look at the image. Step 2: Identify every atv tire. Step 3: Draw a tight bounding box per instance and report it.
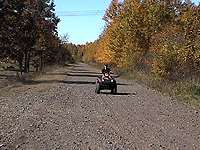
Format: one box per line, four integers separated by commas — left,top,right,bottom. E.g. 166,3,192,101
95,83,100,94
111,85,117,94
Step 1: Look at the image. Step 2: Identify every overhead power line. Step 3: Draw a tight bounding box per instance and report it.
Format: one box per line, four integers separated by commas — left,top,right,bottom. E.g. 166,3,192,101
56,10,105,16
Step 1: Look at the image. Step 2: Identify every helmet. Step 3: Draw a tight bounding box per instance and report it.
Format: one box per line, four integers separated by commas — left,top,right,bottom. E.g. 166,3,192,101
104,64,108,69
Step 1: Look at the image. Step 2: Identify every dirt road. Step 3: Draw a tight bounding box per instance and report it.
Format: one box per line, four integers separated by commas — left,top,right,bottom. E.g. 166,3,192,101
0,63,199,150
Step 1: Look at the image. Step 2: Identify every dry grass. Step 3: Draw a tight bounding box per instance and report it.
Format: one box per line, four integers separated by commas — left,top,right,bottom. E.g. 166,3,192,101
122,70,200,109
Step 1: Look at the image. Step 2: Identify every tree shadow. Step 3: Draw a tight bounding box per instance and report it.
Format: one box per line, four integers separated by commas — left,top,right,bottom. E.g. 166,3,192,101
62,80,96,85
44,72,101,78
22,79,96,85
66,72,120,79
70,69,89,72
45,68,121,79
66,73,101,78
68,64,83,68
22,79,129,87
0,74,16,79
70,71,101,74
100,91,136,96
45,73,68,76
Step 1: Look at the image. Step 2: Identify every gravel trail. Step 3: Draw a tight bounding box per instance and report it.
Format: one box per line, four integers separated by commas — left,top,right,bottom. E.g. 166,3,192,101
0,63,199,150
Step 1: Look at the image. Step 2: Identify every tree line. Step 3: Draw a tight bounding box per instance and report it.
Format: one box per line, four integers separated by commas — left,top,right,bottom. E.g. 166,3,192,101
83,0,200,80
0,0,73,74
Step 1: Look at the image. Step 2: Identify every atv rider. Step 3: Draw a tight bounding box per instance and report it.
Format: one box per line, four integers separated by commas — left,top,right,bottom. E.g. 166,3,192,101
101,65,111,78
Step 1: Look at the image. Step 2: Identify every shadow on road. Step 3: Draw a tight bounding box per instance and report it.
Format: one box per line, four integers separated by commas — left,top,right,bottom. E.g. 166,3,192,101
62,80,96,85
67,73,101,78
0,74,16,79
100,91,136,96
22,79,129,86
70,71,101,74
67,73,120,79
64,63,82,68
45,73,68,76
22,80,96,85
45,72,120,79
70,69,89,72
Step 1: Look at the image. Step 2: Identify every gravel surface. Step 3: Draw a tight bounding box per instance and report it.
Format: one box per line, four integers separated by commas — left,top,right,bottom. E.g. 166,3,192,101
0,70,17,89
0,63,199,150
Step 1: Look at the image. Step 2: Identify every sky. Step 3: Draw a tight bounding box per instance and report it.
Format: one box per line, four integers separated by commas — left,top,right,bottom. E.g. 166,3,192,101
54,0,111,45
54,0,200,45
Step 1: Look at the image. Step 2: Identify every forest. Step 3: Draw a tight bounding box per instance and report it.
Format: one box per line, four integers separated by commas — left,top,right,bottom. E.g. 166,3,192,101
0,0,78,76
83,0,200,81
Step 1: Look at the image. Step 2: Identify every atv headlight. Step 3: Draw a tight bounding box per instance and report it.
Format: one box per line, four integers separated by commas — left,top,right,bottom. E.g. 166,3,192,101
111,80,113,82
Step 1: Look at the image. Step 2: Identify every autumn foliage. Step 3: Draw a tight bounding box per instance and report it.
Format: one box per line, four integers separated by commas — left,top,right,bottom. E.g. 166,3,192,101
83,0,200,80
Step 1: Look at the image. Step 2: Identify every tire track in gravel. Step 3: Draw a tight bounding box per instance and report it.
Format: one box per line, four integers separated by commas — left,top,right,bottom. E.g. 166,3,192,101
0,63,199,150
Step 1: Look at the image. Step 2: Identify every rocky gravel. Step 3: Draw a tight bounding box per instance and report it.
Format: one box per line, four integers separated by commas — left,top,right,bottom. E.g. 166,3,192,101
0,63,199,150
0,69,17,89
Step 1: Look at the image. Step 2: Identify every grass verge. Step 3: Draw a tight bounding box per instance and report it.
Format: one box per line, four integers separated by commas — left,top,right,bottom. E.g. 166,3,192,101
122,69,200,109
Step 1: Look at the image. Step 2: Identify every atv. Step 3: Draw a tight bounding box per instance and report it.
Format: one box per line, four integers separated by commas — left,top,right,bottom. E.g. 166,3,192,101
95,73,117,94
